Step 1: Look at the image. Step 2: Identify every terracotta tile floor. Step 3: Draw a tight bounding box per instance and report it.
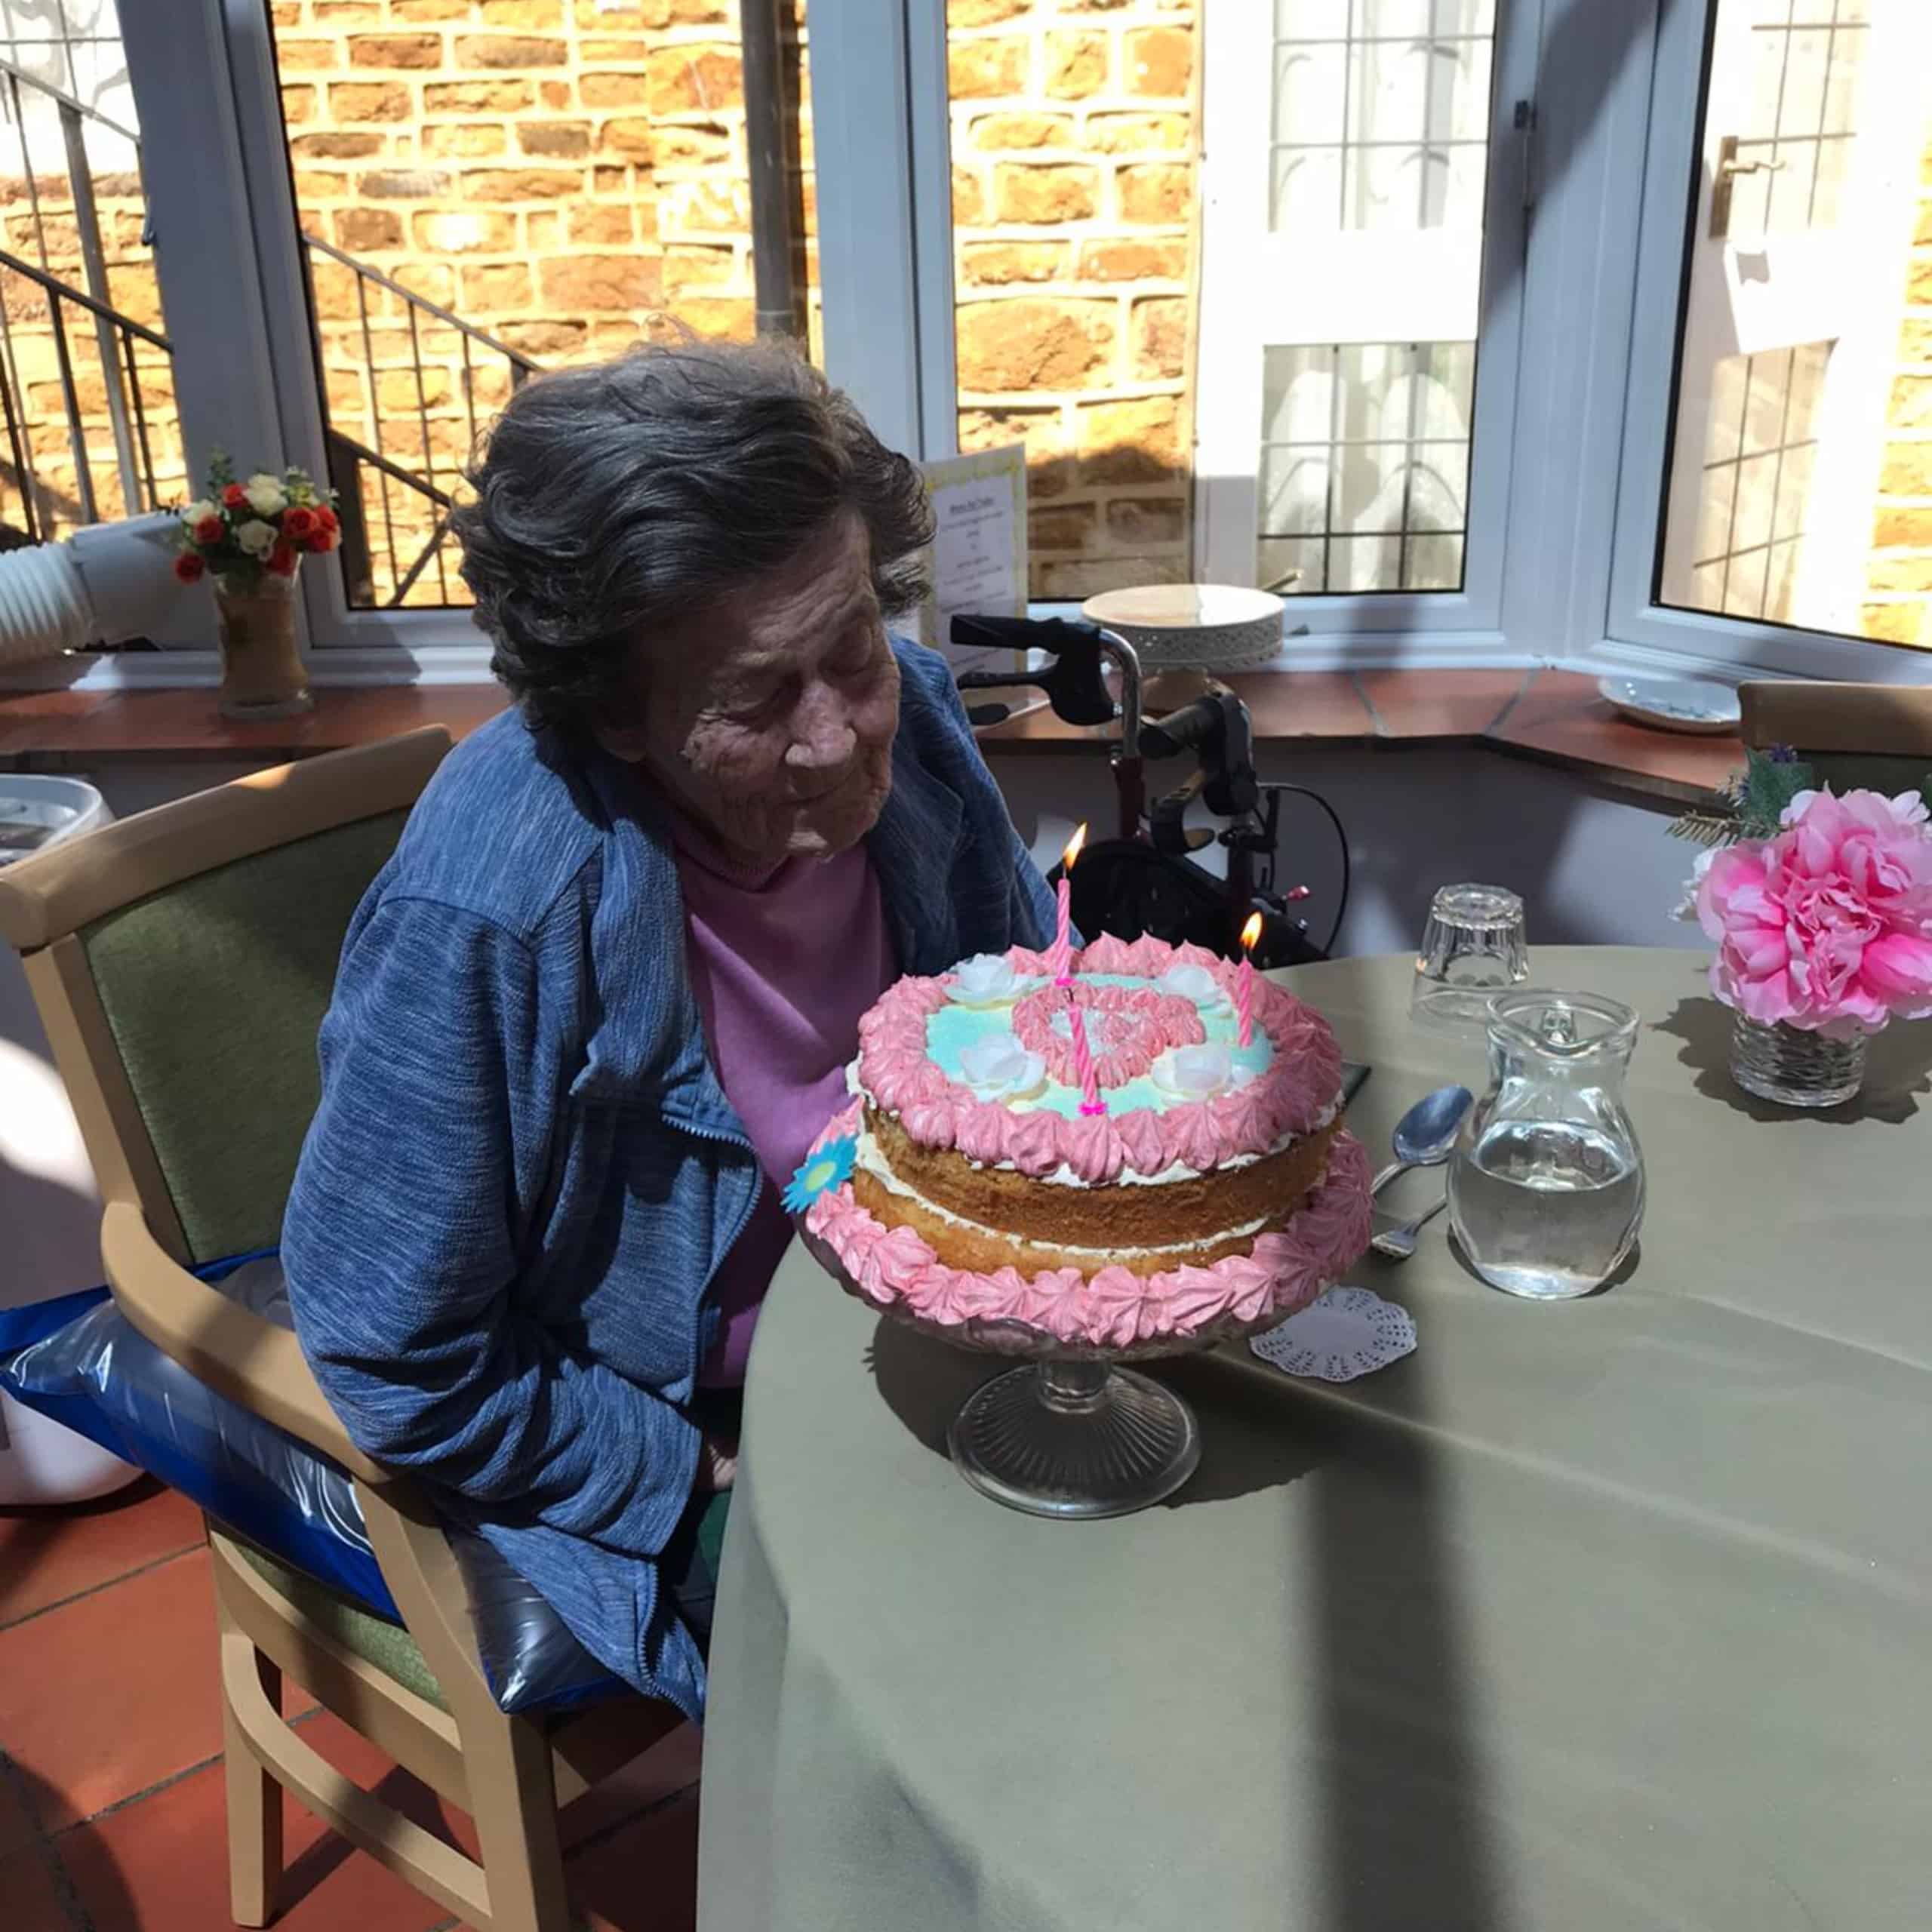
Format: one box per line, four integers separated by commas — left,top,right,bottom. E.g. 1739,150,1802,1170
0,1481,702,1931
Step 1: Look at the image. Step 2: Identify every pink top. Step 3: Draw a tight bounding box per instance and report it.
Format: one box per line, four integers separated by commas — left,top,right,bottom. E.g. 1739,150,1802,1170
671,812,898,1386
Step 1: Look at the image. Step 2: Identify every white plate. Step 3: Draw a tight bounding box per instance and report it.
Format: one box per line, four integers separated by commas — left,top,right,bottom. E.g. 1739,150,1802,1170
1597,675,1740,735
1250,1286,1416,1383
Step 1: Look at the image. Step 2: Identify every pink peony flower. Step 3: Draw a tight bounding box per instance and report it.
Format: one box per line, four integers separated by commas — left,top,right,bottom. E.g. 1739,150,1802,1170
1696,786,1932,1032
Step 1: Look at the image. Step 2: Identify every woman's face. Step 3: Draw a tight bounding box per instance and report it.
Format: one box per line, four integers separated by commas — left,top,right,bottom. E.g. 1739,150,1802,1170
611,512,901,871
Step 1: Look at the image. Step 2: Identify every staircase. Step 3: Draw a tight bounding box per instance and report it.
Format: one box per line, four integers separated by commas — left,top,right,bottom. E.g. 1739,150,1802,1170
0,55,540,609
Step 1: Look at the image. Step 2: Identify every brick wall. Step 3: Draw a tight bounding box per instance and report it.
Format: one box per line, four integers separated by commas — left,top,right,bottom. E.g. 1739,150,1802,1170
0,0,1201,614
1864,136,1932,649
271,0,814,603
947,0,1198,601
279,0,1201,606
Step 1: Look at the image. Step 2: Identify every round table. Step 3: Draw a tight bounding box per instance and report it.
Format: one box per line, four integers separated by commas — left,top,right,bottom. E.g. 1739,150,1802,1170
696,949,1932,1932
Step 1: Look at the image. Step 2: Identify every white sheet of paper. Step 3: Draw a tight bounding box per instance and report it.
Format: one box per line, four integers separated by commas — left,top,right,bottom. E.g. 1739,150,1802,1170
918,446,1027,677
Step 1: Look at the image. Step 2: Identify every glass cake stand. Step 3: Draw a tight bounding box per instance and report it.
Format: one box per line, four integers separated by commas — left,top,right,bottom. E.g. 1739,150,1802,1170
946,1352,1204,1520
805,1233,1295,1518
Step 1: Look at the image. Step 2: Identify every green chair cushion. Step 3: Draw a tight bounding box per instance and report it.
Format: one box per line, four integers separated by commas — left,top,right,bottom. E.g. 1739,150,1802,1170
80,811,408,1264
232,1539,448,1713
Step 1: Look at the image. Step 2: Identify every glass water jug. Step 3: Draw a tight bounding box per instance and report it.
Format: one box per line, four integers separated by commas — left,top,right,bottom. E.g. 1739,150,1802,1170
1447,990,1645,1300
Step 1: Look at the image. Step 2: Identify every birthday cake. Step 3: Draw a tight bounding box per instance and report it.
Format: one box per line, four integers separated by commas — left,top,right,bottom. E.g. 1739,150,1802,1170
795,933,1374,1352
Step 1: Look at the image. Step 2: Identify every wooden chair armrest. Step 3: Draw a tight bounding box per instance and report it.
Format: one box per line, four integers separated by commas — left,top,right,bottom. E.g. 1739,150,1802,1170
100,1198,389,1487
102,1206,514,1714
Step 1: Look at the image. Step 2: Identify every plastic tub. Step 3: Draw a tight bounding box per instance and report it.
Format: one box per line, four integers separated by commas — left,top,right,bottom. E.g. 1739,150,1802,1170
0,774,110,862
0,774,137,1505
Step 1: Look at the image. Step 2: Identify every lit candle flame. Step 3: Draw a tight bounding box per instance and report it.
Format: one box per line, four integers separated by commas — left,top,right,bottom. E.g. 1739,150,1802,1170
1063,823,1088,872
1241,911,1263,953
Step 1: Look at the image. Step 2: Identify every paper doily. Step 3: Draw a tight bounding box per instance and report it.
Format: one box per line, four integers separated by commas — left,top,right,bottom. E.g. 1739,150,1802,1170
1250,1286,1416,1383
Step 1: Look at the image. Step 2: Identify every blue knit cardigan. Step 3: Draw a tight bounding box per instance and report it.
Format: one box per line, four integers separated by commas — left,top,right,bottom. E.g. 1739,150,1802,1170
283,640,1056,1716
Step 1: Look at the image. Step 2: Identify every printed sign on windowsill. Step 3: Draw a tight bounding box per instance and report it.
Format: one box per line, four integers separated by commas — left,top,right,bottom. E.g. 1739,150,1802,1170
917,444,1029,681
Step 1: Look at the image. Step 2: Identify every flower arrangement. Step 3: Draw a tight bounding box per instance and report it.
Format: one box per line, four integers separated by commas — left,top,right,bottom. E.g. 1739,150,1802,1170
174,451,340,589
1675,749,1932,1035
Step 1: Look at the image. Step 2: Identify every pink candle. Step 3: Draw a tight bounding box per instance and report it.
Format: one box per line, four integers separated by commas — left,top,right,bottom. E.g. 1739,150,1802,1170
1236,912,1262,1048
1069,1002,1106,1115
1053,822,1087,985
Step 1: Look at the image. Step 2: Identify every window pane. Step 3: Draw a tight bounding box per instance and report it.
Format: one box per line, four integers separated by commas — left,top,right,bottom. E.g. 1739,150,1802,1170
1257,0,1497,594
1259,341,1471,592
1655,0,1932,648
949,1,1198,601
1677,344,1826,623
0,2,189,569
1728,3,1869,240
264,2,819,612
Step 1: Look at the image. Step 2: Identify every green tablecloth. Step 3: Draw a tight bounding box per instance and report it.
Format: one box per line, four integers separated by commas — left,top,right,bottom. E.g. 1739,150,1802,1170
696,949,1932,1931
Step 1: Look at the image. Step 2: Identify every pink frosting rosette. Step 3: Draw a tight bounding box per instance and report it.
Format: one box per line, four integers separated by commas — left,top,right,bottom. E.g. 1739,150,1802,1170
1005,1109,1065,1178
1114,1106,1169,1178
953,1100,1011,1167
1060,1110,1124,1183
900,1093,961,1150
857,1222,931,1306
1080,1266,1150,1349
1016,1266,1088,1342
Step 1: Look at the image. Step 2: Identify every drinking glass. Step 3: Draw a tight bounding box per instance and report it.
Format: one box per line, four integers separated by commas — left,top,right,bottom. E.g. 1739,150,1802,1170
1411,883,1529,1029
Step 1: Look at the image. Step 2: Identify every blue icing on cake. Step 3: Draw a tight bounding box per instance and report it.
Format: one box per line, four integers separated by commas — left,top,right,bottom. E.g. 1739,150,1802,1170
924,974,1273,1121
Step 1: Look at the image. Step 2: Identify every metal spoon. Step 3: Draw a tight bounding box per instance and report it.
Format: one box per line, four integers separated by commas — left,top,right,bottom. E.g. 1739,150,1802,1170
1371,1195,1447,1261
1371,1084,1473,1196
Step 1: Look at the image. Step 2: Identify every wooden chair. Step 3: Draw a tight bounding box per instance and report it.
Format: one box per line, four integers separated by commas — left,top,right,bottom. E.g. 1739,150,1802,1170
0,731,683,1932
1740,680,1932,792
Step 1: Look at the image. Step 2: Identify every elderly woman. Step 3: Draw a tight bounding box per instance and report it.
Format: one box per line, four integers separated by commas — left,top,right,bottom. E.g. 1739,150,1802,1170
282,343,1057,1719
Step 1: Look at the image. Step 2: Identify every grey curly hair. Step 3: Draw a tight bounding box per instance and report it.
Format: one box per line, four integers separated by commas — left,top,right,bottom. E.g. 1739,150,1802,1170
450,340,934,739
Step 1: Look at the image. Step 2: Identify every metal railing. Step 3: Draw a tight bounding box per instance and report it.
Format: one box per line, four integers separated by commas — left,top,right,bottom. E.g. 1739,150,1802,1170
300,232,537,606
0,54,546,607
0,57,150,532
0,244,168,542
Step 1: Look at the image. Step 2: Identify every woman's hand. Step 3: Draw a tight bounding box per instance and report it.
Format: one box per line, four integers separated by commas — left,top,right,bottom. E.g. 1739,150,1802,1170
697,1430,739,1493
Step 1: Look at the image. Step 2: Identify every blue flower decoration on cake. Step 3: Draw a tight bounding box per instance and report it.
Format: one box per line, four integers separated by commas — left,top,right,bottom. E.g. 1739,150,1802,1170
783,1134,857,1213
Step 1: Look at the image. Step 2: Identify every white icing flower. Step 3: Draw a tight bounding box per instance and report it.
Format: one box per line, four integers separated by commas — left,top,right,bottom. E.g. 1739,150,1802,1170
957,1032,1048,1101
948,952,1026,1008
234,518,277,557
1154,963,1229,1010
178,497,217,530
1151,1041,1235,1102
243,472,288,517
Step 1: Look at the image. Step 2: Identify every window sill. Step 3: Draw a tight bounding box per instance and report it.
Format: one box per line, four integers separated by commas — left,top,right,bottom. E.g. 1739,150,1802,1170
0,682,509,768
976,666,1739,806
0,669,1740,806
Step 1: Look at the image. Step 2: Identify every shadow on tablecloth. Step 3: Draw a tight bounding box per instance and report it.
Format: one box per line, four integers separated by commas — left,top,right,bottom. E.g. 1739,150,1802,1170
866,1315,1331,1503
867,1312,1517,1930
1656,995,1932,1126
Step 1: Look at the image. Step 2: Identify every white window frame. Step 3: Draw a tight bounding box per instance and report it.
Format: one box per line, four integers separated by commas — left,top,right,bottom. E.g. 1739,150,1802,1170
1598,0,1932,685
1192,0,1538,660
19,0,1932,692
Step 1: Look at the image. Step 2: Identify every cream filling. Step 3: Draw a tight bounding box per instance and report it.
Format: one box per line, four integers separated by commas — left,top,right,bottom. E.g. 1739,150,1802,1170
854,1128,1275,1262
849,1057,1342,1187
